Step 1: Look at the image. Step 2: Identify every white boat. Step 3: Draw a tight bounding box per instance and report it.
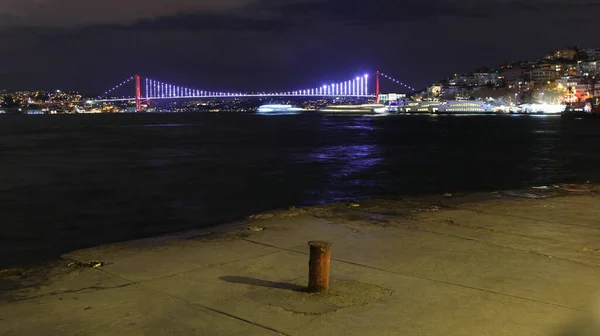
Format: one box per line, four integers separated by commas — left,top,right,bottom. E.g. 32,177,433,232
373,107,390,113
400,101,443,113
373,103,401,114
318,104,385,114
434,100,494,114
257,104,303,115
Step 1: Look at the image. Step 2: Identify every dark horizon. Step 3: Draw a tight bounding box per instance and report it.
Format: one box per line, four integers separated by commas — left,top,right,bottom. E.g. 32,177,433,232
1,0,598,94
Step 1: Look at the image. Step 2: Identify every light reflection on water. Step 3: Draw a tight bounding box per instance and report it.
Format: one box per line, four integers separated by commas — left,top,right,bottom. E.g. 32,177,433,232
144,123,193,127
343,125,376,131
308,144,382,178
298,117,385,202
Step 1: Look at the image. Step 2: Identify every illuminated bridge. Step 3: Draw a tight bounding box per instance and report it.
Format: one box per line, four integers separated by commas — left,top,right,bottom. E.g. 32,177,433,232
94,71,416,112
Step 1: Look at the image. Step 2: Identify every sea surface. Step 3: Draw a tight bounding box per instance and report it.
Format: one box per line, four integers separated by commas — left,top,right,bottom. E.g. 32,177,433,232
1,113,599,267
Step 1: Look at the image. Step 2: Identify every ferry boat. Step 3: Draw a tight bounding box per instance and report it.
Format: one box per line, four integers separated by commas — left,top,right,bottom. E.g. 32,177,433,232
562,98,600,117
317,104,385,114
400,101,443,113
257,104,303,115
434,100,494,114
373,102,401,114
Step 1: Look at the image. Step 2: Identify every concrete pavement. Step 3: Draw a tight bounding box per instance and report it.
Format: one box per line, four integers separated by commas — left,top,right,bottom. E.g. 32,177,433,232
2,187,600,335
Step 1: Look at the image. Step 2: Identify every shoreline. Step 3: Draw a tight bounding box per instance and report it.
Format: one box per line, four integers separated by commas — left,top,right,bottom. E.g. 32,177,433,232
1,182,596,273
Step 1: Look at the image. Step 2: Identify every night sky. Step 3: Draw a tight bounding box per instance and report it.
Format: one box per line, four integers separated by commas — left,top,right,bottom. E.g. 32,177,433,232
0,0,598,94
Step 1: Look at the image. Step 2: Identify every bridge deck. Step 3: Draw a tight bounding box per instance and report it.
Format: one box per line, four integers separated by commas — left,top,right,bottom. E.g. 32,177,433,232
94,94,377,102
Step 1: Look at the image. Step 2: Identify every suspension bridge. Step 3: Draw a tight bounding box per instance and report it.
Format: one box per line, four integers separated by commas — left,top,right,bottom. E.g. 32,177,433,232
94,70,416,112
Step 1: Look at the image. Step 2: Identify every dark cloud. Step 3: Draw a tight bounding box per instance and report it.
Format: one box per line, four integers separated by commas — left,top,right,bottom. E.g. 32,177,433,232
110,13,293,33
0,0,598,93
264,0,600,24
0,0,255,28
504,0,600,11
268,0,461,23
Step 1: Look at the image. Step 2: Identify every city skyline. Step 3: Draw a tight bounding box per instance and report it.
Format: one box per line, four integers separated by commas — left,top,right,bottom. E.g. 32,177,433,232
1,0,598,93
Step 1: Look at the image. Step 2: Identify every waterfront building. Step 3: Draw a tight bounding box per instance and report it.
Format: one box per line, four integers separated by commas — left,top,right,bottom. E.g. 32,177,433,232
378,93,406,105
556,76,580,91
557,76,600,98
519,103,566,114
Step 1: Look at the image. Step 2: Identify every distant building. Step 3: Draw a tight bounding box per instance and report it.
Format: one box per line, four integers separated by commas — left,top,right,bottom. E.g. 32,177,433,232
529,68,560,85
502,68,525,85
563,64,579,76
556,76,599,97
545,48,577,61
448,74,466,87
575,81,599,98
440,85,462,99
556,76,579,90
583,48,600,61
541,62,565,73
516,81,534,91
517,60,539,69
577,61,599,76
427,85,442,98
473,72,499,86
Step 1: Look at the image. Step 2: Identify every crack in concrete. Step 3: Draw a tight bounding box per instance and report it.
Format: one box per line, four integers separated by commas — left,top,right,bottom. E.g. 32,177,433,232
418,216,600,254
398,223,600,269
243,238,582,312
280,307,323,316
5,283,133,303
135,282,293,336
95,265,292,336
459,206,600,231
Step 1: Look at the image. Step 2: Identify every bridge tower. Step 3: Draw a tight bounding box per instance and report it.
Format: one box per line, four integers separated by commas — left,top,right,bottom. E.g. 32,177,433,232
135,74,142,112
375,71,381,104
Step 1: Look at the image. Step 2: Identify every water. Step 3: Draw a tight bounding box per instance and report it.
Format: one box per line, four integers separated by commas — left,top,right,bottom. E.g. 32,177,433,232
1,113,599,268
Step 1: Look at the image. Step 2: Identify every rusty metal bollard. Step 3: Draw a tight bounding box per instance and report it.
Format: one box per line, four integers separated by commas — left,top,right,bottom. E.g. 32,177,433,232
307,241,332,293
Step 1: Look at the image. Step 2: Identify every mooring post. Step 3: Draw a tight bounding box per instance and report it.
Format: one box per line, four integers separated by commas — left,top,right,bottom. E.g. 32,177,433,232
307,241,332,293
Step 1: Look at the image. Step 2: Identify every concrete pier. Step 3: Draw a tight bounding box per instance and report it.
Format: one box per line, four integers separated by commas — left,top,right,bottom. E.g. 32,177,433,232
2,186,600,335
